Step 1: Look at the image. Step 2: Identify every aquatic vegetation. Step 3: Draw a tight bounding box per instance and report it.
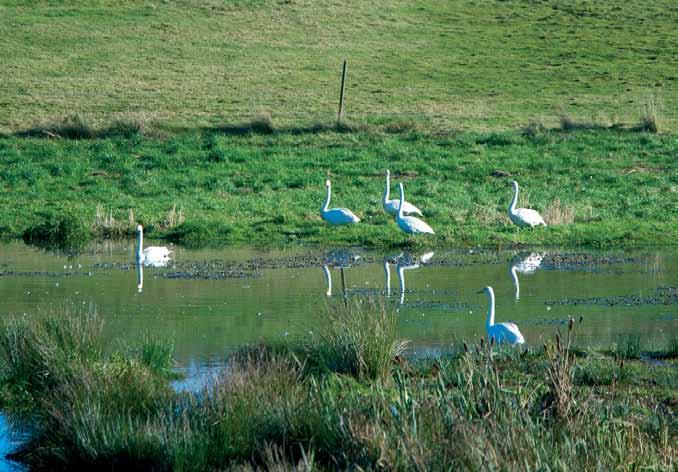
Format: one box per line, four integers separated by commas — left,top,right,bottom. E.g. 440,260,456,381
0,306,675,470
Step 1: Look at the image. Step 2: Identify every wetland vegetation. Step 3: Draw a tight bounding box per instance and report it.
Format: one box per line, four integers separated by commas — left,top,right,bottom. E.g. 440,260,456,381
0,304,675,470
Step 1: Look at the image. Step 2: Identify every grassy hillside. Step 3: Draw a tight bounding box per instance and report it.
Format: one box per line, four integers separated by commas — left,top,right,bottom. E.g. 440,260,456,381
1,0,677,131
1,128,676,248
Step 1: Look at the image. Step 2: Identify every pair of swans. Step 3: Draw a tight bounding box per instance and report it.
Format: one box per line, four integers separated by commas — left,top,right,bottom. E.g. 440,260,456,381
322,172,434,235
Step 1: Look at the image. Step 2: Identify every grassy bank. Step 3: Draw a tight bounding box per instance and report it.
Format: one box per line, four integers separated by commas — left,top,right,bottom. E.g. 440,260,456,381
1,304,676,470
1,0,677,132
1,128,676,248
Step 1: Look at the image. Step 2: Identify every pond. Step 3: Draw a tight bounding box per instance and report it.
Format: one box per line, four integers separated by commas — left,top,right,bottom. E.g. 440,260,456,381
0,240,676,467
0,241,675,362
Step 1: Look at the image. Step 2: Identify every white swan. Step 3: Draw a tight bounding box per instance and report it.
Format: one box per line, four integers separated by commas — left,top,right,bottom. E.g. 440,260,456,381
508,181,546,228
321,180,360,225
509,252,544,300
396,183,434,235
478,286,525,345
136,224,171,267
383,170,423,216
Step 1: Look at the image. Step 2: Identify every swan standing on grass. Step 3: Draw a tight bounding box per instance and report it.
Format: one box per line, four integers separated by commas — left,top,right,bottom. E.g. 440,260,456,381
321,180,360,225
478,286,525,345
396,183,434,235
383,170,423,216
508,181,546,228
136,225,171,267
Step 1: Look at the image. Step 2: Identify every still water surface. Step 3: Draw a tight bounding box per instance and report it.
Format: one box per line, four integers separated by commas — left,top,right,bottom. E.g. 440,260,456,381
0,241,676,467
0,241,675,364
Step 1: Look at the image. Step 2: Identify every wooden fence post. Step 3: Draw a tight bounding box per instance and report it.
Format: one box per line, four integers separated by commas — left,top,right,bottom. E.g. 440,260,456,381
337,60,347,125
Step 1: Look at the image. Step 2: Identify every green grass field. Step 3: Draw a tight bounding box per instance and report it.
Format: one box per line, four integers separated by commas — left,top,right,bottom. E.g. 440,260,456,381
1,128,676,248
0,1,676,248
1,0,677,131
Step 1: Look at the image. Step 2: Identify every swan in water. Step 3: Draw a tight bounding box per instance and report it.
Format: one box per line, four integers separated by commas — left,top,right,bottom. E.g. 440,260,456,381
136,225,171,267
383,170,423,216
509,252,544,300
508,181,546,228
321,180,360,225
478,286,525,345
396,183,434,235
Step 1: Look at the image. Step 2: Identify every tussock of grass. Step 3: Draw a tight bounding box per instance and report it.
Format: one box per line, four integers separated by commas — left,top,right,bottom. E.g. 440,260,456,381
615,334,643,360
93,205,135,239
298,299,408,381
637,96,661,133
543,197,575,225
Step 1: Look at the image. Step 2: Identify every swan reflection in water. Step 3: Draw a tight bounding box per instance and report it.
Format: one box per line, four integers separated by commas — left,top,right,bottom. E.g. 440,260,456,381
509,252,544,300
321,251,361,298
383,252,434,304
135,251,172,293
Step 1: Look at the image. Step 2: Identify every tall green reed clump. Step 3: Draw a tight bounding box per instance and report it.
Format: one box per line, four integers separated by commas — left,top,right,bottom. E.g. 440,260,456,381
300,298,409,381
0,313,103,412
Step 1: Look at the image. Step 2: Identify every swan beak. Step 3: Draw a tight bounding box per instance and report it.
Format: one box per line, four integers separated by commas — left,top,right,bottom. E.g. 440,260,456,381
475,289,483,294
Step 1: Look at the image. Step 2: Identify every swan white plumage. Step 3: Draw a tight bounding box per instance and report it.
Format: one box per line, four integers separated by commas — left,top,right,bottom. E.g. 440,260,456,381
136,225,171,267
321,180,360,225
396,183,434,235
478,286,525,345
508,181,546,228
383,170,423,216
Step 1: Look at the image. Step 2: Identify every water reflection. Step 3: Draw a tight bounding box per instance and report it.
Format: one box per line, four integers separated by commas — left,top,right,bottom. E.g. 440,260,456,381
0,413,23,472
0,241,674,363
509,252,544,300
321,251,361,298
394,252,435,305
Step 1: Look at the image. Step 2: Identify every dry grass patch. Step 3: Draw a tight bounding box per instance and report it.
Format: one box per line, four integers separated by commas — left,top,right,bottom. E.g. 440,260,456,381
543,198,575,225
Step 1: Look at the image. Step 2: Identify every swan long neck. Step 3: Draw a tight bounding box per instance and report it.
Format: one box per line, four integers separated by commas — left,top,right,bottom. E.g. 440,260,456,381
136,228,143,261
486,289,495,328
398,184,405,220
383,172,390,204
509,183,519,214
321,184,331,213
384,261,391,295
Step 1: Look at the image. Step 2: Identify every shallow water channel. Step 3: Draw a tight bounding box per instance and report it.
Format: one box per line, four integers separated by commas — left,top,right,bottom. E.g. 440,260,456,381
0,241,676,466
